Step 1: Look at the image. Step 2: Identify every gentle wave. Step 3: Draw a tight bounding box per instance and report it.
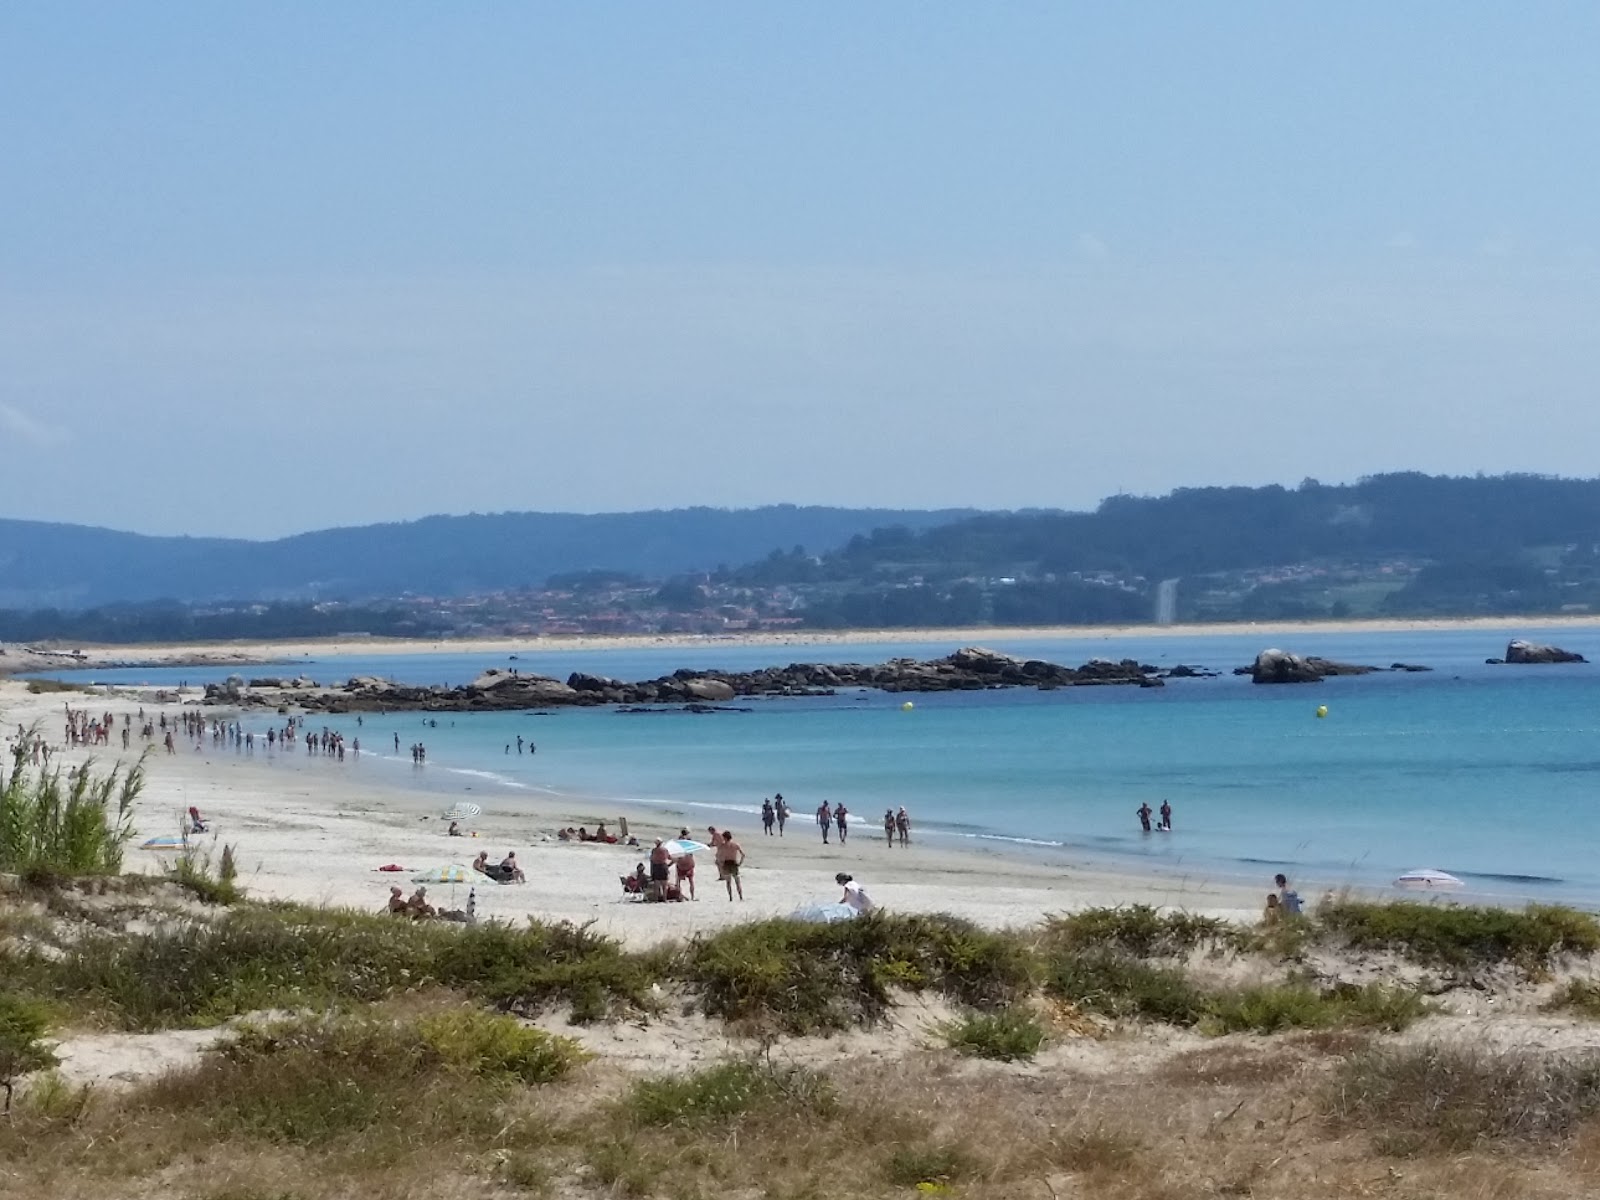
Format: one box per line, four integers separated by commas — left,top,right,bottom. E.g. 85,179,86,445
442,766,533,791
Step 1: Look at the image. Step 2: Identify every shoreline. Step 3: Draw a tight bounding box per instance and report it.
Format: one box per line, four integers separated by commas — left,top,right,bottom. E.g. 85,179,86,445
5,612,1598,676
0,678,1291,944
1,677,1570,945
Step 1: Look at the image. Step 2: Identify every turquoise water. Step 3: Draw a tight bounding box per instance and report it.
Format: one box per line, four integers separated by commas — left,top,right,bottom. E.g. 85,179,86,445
49,626,1600,903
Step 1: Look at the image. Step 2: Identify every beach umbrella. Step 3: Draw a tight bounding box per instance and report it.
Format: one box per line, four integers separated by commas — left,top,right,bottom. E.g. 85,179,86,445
412,864,476,885
789,903,859,924
661,839,709,857
139,835,188,851
443,802,482,820
1394,868,1464,890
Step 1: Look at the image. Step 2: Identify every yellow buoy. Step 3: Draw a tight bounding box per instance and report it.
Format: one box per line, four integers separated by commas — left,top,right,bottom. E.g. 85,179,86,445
1315,705,1328,719
901,701,915,711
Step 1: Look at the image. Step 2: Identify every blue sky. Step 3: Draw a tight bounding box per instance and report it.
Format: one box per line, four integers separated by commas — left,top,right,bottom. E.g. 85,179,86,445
2,4,1597,537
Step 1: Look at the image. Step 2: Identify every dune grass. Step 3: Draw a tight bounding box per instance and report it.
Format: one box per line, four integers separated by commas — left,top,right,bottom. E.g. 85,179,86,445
937,1006,1048,1060
1041,904,1239,957
0,745,142,877
1329,1044,1600,1152
1542,979,1600,1019
683,911,1035,1034
622,1059,836,1129
5,902,662,1030
132,1009,584,1151
1042,948,1429,1034
1317,900,1600,971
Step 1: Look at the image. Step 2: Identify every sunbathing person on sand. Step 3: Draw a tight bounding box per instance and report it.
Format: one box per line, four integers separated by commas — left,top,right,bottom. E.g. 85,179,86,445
407,887,435,918
386,885,408,915
500,852,526,883
471,851,490,874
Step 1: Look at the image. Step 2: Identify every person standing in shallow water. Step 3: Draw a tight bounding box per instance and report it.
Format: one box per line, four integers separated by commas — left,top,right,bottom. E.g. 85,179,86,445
883,808,896,848
1137,802,1153,833
1159,800,1172,831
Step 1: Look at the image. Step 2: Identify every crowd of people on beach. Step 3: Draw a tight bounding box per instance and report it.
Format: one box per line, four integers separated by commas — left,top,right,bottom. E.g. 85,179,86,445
753,795,912,848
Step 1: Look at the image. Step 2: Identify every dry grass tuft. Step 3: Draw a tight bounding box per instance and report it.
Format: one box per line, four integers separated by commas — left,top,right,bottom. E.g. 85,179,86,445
1329,1043,1600,1153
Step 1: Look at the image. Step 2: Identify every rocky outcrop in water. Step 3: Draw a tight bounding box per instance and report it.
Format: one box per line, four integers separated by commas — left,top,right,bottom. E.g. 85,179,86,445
1238,648,1384,684
1498,639,1587,665
203,647,1182,712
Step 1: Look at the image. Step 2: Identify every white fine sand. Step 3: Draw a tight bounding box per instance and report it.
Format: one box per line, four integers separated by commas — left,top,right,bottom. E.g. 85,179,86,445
1,680,1274,945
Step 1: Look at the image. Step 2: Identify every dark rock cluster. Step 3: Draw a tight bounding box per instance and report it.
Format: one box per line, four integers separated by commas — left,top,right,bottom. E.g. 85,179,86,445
204,646,1187,712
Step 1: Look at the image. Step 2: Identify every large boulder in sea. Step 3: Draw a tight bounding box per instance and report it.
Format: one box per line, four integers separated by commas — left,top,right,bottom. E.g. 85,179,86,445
1504,639,1587,664
1245,649,1381,683
681,677,736,702
1249,649,1324,684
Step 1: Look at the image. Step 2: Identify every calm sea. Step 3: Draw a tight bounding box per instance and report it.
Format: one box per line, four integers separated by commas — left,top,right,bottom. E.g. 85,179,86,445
46,626,1600,904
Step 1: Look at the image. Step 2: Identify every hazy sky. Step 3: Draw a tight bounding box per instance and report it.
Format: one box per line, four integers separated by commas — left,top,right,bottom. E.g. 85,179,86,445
3,5,1597,538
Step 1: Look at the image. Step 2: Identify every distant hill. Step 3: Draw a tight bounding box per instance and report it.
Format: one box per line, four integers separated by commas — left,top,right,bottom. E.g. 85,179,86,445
720,474,1600,625
0,506,982,609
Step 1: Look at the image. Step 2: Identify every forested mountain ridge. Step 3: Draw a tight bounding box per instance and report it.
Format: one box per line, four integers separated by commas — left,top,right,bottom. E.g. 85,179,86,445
720,474,1600,625
0,506,980,609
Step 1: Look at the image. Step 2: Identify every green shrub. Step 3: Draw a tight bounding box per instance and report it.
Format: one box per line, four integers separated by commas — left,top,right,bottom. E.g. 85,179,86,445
1205,981,1429,1035
167,842,242,905
415,1007,590,1084
1317,901,1600,971
685,913,1033,1034
623,1059,835,1129
0,994,59,1113
938,1007,1046,1061
1329,1044,1600,1150
1043,951,1209,1025
1043,905,1237,957
0,746,141,876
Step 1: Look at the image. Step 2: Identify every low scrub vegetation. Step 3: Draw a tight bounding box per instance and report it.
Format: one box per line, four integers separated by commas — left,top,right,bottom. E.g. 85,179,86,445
1317,900,1600,971
1204,980,1430,1035
938,1006,1048,1061
1044,950,1428,1034
7,903,660,1030
1042,904,1237,957
623,1059,835,1129
0,994,58,1114
166,841,242,905
1044,951,1211,1025
1329,1044,1600,1152
1543,978,1600,1019
683,912,1034,1033
142,1010,584,1148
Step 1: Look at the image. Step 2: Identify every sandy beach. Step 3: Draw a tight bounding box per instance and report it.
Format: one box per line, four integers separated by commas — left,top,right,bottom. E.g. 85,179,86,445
4,613,1599,678
1,678,1267,944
